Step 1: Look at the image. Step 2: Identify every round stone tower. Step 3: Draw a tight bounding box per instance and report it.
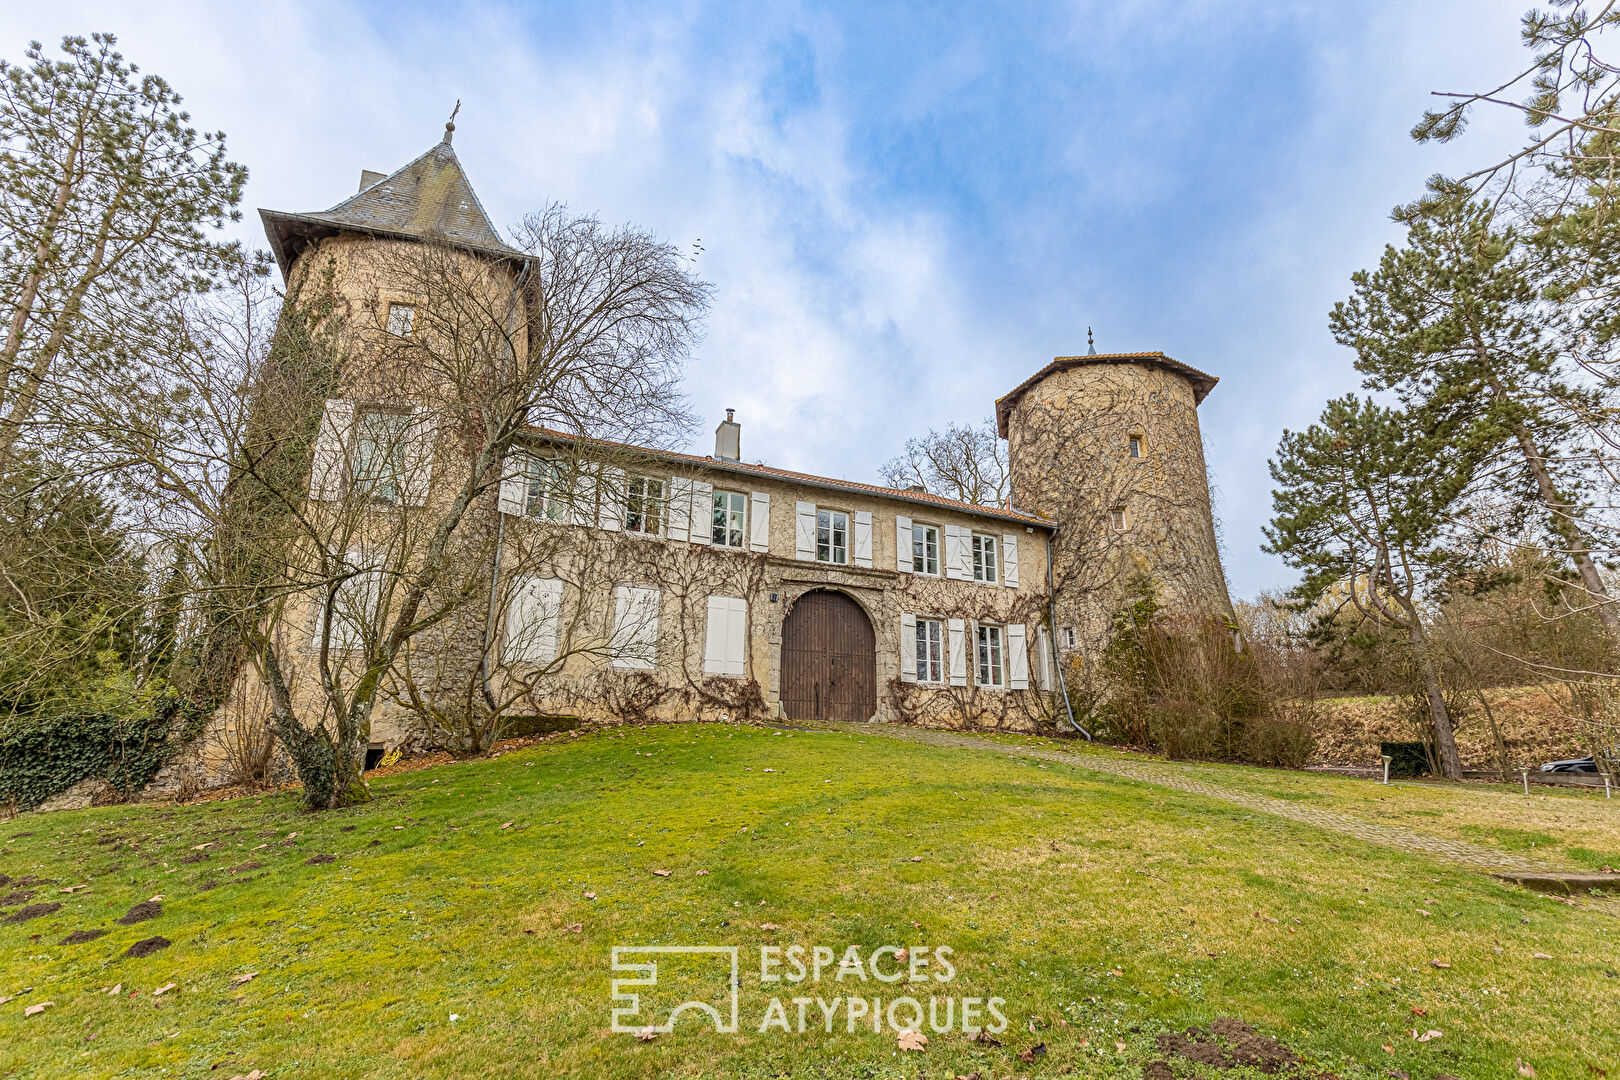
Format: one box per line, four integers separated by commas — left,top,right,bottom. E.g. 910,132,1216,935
996,350,1234,661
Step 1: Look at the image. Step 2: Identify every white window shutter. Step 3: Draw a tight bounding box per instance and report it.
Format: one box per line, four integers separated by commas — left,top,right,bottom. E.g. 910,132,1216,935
688,481,713,545
505,576,562,665
308,399,353,501
611,584,659,669
1002,533,1019,588
400,407,438,506
895,515,912,573
666,476,693,541
598,466,624,531
853,510,873,568
1007,623,1029,690
795,501,817,560
944,525,969,581
749,492,771,552
704,595,747,676
947,618,967,686
899,613,917,683
498,452,528,517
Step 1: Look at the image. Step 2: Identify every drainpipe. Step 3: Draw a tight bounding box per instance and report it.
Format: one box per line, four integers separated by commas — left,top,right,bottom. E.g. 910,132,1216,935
1046,530,1090,740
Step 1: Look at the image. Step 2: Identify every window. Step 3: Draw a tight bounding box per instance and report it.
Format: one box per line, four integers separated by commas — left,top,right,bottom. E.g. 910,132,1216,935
976,624,1005,688
972,533,998,583
321,555,383,652
1129,434,1143,459
1110,507,1129,532
712,490,746,548
816,509,849,564
524,456,567,520
911,523,940,575
703,595,748,676
915,618,944,683
625,476,665,535
386,302,415,336
505,576,563,665
1060,626,1077,650
351,408,410,503
610,584,660,669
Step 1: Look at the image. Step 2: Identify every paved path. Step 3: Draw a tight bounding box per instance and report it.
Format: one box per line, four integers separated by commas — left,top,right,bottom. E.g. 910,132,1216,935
854,724,1562,875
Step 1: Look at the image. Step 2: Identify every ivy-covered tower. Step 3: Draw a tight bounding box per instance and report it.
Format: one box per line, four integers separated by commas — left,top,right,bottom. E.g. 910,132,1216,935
996,348,1234,663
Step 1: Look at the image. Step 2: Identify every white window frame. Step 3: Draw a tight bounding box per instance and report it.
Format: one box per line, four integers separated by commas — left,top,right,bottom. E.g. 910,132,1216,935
1129,433,1144,459
351,407,411,504
915,617,945,683
816,509,849,565
624,475,666,536
976,623,1006,688
1110,507,1129,532
385,302,415,336
1060,626,1077,651
712,489,747,549
971,533,998,584
524,456,568,521
912,523,940,576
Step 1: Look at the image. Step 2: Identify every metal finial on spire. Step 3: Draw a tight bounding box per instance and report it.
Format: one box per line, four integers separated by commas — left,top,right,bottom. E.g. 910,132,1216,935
443,99,461,143
1087,326,1096,356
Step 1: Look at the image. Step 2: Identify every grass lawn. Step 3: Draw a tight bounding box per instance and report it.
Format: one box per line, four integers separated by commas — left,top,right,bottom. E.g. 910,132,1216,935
1,723,1617,1079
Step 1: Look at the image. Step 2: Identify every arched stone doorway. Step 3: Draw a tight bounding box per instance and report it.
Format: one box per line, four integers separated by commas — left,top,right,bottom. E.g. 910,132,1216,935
779,589,877,722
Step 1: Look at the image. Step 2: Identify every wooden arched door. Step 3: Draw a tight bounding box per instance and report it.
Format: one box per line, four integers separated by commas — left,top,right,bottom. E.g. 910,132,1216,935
780,590,876,722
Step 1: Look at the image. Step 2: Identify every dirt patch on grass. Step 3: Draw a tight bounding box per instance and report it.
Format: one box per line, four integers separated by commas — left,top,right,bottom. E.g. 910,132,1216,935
124,935,170,958
4,901,61,923
1,889,33,905
304,853,336,865
180,851,210,864
62,928,105,944
116,901,161,925
229,860,263,875
1147,1018,1333,1077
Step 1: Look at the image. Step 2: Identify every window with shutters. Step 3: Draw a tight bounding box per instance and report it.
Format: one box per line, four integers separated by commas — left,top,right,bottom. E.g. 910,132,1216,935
385,302,415,336
976,623,1005,688
712,490,746,548
971,533,998,583
624,476,665,535
1110,507,1129,531
1129,433,1144,459
610,584,660,669
351,408,411,503
816,509,849,564
524,456,568,520
911,523,939,575
915,617,944,683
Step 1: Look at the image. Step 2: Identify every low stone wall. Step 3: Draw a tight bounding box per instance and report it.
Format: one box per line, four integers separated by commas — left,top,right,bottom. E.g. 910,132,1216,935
1312,685,1589,772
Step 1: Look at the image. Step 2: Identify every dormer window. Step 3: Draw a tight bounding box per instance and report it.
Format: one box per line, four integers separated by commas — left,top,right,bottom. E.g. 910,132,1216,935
386,303,416,336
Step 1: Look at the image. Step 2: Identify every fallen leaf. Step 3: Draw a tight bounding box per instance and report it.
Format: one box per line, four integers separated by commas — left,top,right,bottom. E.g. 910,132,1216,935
230,972,258,987
970,1030,1001,1046
500,822,513,829
635,1027,658,1042
1417,909,1432,916
1430,960,1451,969
231,1071,266,1080
1107,968,1123,977
584,892,596,900
695,869,710,876
60,885,89,893
760,923,780,931
762,768,777,773
895,948,909,962
23,1001,53,1016
1415,1029,1443,1042
1078,1036,1090,1046
563,923,583,933
1017,1042,1047,1062
190,843,213,850
1532,952,1553,959
1382,1044,1395,1053
394,826,405,831
106,985,120,996
1410,1007,1427,1016
153,983,177,996
148,895,164,903
897,1028,928,1051
1517,1060,1538,1078
1116,1040,1128,1052
651,869,671,877
911,856,923,862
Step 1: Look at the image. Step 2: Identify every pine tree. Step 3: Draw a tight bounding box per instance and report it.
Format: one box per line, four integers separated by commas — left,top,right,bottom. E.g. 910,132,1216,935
1265,396,1480,779
1330,190,1617,634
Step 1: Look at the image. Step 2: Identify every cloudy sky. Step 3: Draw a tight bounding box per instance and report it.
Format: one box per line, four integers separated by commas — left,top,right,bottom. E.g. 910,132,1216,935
3,1,1535,597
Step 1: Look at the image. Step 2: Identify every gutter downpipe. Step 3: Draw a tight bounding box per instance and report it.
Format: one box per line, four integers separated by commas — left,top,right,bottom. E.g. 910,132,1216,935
1046,530,1090,740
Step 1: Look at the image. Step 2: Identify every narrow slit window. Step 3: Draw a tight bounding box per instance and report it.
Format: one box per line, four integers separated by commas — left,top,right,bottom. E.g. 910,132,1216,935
1110,507,1128,532
1129,434,1143,459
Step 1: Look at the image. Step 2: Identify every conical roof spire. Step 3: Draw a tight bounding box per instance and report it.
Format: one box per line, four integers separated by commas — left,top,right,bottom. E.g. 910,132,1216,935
443,100,460,144
1087,327,1097,356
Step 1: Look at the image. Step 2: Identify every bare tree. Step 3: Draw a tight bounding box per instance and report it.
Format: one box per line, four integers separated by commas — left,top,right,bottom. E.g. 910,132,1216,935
878,419,1009,506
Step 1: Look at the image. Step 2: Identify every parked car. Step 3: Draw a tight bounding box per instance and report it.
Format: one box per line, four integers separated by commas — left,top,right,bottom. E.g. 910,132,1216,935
1540,757,1598,773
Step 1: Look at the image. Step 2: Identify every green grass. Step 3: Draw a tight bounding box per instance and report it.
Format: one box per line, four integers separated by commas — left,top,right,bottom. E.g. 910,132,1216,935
1,723,1617,1079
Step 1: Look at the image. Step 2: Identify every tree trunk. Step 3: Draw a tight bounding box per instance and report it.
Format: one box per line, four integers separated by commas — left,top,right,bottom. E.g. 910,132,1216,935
1412,638,1463,779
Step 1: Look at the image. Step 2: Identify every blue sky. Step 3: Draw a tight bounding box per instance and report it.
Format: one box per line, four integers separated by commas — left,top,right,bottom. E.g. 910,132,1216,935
4,1,1534,597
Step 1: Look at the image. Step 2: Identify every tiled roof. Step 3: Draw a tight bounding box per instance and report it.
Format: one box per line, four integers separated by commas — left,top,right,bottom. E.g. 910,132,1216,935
994,351,1219,436
260,135,520,276
523,427,1056,530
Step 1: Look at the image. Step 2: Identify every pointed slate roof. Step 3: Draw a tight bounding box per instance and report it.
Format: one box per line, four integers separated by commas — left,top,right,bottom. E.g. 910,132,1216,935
260,130,520,277
994,351,1219,436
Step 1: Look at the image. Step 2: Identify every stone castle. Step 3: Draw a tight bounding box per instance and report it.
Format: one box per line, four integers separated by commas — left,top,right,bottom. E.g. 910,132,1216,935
223,125,1234,765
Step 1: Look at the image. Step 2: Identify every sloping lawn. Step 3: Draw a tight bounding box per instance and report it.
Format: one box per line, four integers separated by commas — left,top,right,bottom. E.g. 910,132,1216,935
1,723,1615,1079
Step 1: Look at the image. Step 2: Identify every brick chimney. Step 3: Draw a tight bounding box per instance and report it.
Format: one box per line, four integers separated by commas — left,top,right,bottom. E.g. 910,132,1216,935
714,408,740,461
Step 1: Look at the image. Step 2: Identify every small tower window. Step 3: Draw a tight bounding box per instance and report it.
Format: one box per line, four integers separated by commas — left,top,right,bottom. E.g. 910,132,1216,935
386,303,416,336
1060,626,1077,650
1129,434,1143,458
1110,507,1129,532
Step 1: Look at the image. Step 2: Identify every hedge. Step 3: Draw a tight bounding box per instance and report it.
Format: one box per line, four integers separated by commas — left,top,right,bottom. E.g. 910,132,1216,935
0,693,205,811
